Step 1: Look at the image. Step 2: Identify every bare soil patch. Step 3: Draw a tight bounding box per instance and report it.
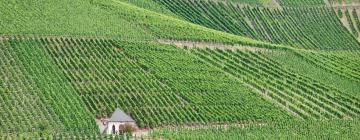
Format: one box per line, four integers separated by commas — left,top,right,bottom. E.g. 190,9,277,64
268,0,281,9
336,9,360,40
158,39,270,52
0,36,9,42
132,121,265,140
339,11,352,32
331,4,360,10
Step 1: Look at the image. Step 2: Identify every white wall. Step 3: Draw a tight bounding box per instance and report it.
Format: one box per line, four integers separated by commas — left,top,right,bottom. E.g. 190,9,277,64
106,122,125,135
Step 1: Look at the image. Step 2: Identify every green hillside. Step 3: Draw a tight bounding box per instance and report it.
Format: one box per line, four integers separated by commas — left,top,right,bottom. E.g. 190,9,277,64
153,120,360,139
1,0,360,139
0,0,279,46
278,0,325,6
157,0,359,50
0,38,98,134
0,0,152,40
264,50,360,98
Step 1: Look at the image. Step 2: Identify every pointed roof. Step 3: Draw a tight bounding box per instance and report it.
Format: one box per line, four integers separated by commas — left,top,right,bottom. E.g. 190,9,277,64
109,108,135,122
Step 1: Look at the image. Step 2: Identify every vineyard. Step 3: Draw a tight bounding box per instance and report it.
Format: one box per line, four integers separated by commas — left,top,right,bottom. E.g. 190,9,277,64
0,37,98,135
337,8,360,38
212,0,272,6
151,120,360,139
278,0,325,6
157,0,359,50
329,0,360,5
1,0,360,139
261,50,360,98
189,47,360,119
1,37,291,130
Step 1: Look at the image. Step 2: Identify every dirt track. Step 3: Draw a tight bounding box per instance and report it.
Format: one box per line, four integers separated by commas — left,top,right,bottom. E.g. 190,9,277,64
158,39,270,52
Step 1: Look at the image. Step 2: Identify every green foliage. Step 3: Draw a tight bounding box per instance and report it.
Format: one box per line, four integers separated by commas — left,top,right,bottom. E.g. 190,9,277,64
189,48,360,119
157,0,360,50
329,0,360,5
41,37,191,128
121,124,134,135
338,9,344,18
117,0,178,17
0,0,154,40
38,121,53,138
210,0,272,6
278,0,325,6
0,0,281,47
264,50,360,98
22,37,288,128
103,0,285,48
1,0,360,139
0,38,98,134
345,9,358,36
352,9,360,36
123,41,291,122
151,119,360,139
1,35,359,137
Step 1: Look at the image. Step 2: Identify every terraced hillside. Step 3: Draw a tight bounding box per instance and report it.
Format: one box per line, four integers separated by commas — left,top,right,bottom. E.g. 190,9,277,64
152,119,360,139
337,8,360,38
214,0,276,6
189,48,360,119
157,0,359,50
1,0,360,139
0,37,98,134
262,49,360,98
1,37,291,130
279,0,325,6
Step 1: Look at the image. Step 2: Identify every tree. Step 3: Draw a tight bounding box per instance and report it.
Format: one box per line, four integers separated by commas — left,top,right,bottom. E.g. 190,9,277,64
119,124,134,135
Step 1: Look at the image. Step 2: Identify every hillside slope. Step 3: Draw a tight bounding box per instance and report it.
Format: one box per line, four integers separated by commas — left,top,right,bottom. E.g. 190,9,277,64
0,0,284,48
156,0,360,50
0,37,98,134
1,0,360,139
0,0,153,40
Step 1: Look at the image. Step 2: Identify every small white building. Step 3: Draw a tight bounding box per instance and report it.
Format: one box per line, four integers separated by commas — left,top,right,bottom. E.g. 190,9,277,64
106,108,136,135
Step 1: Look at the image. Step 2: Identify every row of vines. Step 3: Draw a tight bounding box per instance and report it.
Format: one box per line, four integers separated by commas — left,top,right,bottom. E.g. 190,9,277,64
2,36,359,136
278,0,325,6
19,36,288,129
295,49,360,84
188,47,360,119
329,0,360,5
157,0,360,50
38,37,190,128
0,37,98,134
122,41,292,122
2,120,360,139
337,9,360,38
0,36,288,135
152,119,360,139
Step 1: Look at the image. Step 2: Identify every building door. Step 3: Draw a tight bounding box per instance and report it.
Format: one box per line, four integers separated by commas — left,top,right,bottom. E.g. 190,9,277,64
112,125,116,134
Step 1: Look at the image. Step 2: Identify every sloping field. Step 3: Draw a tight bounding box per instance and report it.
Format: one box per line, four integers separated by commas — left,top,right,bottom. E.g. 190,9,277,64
189,48,360,119
1,0,360,139
1,37,291,130
278,0,325,6
0,37,98,134
152,120,360,139
0,0,153,40
262,50,360,98
157,0,359,50
0,0,279,46
337,8,360,38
